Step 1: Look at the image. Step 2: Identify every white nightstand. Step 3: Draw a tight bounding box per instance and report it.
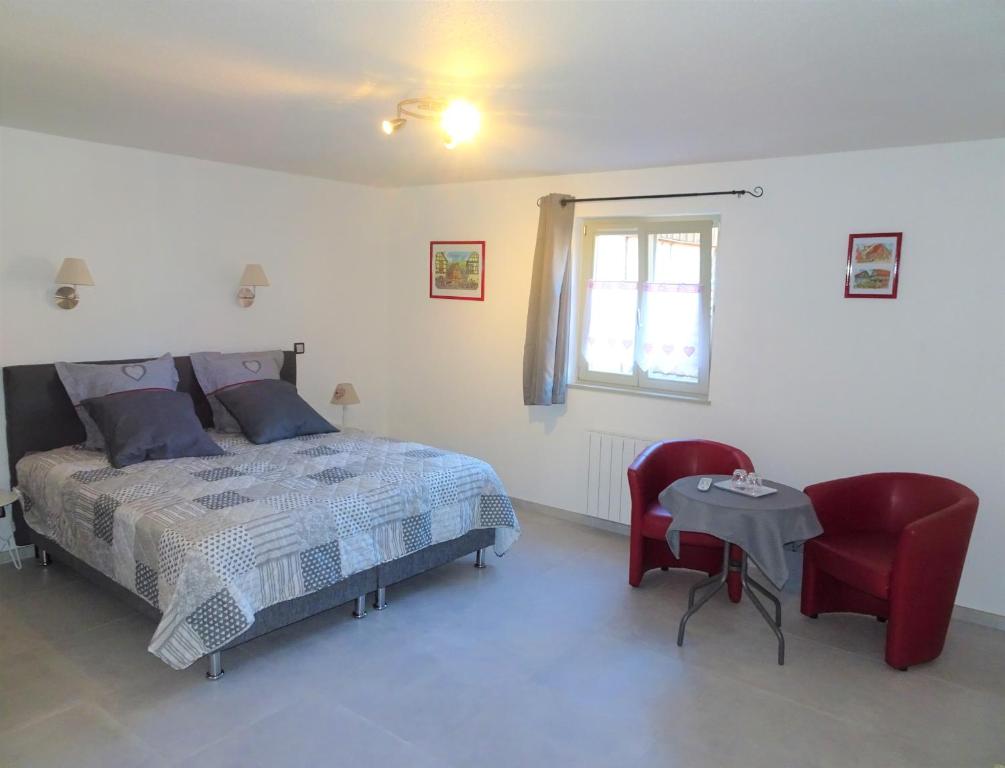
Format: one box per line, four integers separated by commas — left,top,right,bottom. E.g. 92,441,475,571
0,489,23,569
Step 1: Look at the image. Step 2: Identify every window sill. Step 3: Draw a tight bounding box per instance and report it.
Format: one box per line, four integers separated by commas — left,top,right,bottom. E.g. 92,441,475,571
568,381,710,405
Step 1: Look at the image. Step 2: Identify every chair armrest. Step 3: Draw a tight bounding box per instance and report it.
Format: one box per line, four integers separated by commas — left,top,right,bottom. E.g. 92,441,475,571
627,444,668,519
892,499,978,595
803,476,884,534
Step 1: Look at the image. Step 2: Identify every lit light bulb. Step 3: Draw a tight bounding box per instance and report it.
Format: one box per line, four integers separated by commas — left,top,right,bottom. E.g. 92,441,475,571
381,117,405,135
440,100,480,147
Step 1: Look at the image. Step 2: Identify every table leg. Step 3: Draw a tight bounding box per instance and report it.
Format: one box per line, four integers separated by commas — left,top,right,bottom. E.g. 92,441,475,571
741,555,785,665
745,573,782,627
677,546,730,647
687,569,724,610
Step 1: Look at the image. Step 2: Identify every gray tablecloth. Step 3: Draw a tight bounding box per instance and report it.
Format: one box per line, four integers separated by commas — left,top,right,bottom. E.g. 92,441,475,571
660,475,822,589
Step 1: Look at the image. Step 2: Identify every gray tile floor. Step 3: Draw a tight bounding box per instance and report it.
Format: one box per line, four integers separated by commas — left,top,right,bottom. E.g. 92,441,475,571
1,507,1003,767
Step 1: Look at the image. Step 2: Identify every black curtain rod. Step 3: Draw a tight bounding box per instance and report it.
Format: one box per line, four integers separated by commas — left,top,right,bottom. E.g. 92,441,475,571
538,186,764,207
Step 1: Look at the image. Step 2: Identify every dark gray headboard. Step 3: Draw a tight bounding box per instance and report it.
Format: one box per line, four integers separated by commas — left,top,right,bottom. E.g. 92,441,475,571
2,351,296,543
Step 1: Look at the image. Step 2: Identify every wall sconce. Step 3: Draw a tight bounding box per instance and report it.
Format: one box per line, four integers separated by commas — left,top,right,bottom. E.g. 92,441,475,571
330,382,360,427
238,264,269,308
53,258,95,310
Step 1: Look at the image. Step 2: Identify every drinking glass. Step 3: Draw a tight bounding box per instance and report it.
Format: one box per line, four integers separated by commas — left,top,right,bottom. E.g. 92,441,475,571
731,469,748,489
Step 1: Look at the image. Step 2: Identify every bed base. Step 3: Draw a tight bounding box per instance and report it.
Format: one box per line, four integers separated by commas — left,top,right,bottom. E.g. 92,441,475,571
30,527,495,680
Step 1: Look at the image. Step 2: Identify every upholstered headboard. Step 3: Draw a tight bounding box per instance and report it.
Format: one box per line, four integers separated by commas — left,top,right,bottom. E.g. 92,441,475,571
2,351,297,543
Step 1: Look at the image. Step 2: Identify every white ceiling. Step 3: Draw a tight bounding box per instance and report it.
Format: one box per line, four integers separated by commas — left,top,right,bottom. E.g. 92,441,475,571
2,1,1003,187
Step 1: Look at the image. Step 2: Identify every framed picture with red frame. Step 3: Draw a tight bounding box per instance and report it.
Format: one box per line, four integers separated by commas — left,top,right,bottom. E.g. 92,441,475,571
845,233,902,299
429,241,486,301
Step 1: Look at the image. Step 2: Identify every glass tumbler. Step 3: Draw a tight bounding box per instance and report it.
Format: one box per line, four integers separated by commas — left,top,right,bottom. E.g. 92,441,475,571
731,469,748,489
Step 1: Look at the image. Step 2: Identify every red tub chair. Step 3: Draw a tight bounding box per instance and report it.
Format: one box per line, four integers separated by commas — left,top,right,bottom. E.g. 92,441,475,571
800,473,978,670
628,439,754,602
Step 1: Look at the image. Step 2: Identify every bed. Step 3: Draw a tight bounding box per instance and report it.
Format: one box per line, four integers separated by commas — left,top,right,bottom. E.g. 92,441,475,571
3,352,519,678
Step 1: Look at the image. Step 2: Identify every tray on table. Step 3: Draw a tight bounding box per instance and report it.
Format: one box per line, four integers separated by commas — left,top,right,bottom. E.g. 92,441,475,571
713,480,778,498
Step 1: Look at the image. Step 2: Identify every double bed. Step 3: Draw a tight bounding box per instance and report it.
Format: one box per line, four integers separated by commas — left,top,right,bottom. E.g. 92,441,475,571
3,352,519,678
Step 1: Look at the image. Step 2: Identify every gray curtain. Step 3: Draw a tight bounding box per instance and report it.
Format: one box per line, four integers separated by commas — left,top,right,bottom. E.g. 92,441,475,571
523,193,576,405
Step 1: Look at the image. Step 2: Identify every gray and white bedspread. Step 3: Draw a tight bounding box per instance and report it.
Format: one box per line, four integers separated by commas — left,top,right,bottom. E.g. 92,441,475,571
15,430,520,669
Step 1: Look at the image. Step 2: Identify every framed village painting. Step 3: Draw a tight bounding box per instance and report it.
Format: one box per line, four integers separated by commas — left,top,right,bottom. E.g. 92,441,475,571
845,233,902,299
429,241,486,301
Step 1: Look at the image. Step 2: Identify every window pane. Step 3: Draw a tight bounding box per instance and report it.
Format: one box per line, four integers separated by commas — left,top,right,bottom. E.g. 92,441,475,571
584,233,638,376
651,232,700,284
640,232,703,383
592,234,638,282
639,288,702,382
584,280,638,376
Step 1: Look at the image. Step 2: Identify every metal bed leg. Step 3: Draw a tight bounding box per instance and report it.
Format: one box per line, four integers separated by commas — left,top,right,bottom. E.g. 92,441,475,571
741,556,785,665
206,651,224,680
373,587,387,611
474,548,487,569
38,549,51,567
352,595,367,619
677,546,730,647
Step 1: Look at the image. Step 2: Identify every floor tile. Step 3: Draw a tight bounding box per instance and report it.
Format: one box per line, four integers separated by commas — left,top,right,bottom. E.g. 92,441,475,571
0,647,100,735
0,702,163,768
95,646,293,762
181,692,442,768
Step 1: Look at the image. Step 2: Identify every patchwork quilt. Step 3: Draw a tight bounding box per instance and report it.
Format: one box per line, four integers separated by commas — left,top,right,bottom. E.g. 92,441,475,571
16,430,520,669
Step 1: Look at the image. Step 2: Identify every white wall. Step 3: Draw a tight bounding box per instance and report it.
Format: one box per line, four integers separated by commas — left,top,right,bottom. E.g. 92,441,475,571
2,128,1002,616
385,140,1005,616
0,127,391,495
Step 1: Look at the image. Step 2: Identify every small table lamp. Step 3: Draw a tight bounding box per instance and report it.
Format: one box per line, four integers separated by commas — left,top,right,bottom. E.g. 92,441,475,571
331,383,360,427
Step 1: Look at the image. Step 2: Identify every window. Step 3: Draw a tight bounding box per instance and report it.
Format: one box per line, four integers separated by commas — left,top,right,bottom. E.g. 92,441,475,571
575,217,715,398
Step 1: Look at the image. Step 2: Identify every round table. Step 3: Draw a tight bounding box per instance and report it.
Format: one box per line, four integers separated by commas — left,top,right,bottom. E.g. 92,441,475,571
659,475,822,665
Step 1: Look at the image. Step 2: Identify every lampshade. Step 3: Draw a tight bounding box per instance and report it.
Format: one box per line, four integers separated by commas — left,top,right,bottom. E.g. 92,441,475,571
239,263,270,287
54,258,95,286
331,383,360,406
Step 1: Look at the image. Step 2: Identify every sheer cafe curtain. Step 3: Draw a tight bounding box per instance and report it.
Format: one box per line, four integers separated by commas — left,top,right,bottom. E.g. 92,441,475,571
584,235,703,384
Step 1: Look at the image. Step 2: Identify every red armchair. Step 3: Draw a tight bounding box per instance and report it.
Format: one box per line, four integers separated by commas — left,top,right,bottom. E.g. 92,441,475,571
801,473,978,670
628,439,754,601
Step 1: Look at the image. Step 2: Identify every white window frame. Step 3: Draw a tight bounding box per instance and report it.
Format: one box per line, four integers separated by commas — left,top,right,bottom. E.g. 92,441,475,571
575,216,715,399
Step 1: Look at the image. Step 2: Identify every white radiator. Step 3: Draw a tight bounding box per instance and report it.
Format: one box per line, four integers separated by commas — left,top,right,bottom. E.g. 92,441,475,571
585,431,654,525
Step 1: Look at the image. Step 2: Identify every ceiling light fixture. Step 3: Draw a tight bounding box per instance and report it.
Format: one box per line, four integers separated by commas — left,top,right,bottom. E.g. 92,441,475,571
381,117,406,135
380,97,481,149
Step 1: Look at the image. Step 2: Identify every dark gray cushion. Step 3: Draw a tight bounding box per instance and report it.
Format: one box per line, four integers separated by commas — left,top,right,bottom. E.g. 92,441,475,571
81,390,225,468
190,350,283,433
55,353,180,450
216,379,336,445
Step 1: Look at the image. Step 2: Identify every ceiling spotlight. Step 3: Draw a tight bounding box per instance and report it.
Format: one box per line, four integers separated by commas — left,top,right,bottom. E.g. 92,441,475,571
380,97,481,149
381,117,406,135
440,99,481,147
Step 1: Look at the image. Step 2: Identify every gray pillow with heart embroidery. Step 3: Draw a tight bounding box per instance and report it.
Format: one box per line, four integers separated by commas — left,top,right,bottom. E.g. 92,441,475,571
55,353,180,450
190,350,284,433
